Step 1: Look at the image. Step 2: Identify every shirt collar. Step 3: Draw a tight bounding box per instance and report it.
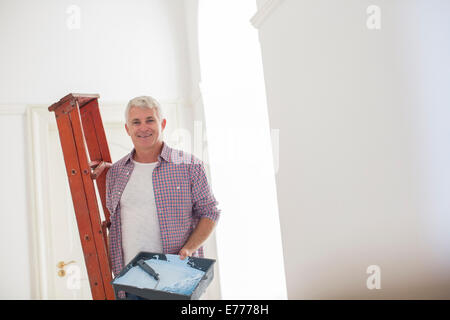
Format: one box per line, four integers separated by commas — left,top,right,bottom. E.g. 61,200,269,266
159,141,171,162
125,141,172,164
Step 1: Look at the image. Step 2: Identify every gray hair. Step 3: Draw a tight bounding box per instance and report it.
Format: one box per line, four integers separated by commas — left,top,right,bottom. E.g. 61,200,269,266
125,96,164,123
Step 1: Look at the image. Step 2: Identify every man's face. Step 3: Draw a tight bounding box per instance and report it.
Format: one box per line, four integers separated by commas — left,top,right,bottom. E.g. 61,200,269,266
125,106,166,151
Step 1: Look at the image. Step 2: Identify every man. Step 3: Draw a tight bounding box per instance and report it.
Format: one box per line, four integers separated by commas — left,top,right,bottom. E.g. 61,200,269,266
105,96,220,299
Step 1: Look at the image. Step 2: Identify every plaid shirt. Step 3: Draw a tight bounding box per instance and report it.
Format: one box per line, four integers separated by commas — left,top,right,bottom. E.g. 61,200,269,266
106,142,220,297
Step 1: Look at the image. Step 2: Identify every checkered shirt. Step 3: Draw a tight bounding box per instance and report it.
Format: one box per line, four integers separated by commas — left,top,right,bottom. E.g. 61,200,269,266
105,142,220,298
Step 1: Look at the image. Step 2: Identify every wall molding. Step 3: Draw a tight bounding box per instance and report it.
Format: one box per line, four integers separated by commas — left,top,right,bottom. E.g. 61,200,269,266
250,0,285,29
0,105,27,115
26,106,52,299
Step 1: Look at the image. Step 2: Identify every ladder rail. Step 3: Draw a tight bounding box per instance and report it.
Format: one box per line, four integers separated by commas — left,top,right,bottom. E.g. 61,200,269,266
79,98,113,266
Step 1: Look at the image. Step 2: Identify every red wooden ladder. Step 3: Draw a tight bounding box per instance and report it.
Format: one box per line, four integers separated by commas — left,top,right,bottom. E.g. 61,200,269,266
48,93,115,300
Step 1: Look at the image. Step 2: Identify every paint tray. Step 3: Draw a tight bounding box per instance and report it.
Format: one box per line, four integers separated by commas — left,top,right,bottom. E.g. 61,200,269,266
111,251,216,300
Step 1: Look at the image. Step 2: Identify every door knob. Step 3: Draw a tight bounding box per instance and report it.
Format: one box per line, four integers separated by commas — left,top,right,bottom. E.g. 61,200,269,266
57,260,76,269
57,260,76,277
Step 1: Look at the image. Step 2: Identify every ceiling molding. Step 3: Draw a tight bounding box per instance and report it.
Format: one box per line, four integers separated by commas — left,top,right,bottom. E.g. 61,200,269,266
250,0,285,29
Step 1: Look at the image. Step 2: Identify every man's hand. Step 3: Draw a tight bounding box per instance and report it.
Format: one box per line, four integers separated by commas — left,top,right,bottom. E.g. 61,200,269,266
178,217,217,260
179,247,195,260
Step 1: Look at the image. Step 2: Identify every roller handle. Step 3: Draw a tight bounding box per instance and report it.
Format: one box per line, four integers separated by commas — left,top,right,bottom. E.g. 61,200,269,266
137,259,160,281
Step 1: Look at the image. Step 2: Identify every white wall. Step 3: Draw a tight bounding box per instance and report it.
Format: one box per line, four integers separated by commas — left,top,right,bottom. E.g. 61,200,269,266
177,0,223,299
0,0,193,104
256,0,450,299
0,0,205,299
195,0,287,299
0,111,32,299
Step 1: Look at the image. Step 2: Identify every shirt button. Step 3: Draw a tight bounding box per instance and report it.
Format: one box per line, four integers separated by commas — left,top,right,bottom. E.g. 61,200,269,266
176,186,180,190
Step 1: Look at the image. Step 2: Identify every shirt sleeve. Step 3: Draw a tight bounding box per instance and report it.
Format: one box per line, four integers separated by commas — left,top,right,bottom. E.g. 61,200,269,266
105,168,113,215
190,162,221,223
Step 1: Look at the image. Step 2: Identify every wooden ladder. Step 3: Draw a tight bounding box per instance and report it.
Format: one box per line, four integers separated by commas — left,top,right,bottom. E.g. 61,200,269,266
48,93,115,300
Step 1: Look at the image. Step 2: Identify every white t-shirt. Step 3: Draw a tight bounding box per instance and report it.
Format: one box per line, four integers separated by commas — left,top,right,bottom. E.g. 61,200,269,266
120,159,163,265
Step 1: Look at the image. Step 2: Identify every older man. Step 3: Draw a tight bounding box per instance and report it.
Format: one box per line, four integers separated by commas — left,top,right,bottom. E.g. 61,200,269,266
105,96,220,299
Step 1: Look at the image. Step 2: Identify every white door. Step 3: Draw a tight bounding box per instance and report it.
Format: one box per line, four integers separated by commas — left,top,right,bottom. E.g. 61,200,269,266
47,125,92,299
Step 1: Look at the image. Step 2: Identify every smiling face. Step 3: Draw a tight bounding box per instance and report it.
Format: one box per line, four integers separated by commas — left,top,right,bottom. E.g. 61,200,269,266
125,106,166,153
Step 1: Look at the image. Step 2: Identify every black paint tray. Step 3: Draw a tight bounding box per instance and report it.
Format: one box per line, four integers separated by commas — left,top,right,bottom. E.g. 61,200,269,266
111,251,216,300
